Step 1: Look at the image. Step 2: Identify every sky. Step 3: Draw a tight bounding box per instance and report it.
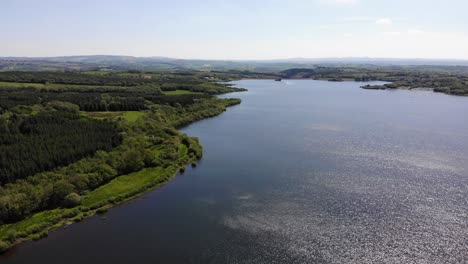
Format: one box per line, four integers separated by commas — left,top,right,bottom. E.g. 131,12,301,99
2,0,468,60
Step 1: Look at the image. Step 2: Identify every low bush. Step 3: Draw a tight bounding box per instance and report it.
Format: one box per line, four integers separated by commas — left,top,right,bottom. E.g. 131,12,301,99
0,240,10,253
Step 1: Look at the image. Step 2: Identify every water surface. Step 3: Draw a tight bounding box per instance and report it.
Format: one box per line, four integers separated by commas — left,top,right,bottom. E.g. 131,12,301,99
4,80,468,263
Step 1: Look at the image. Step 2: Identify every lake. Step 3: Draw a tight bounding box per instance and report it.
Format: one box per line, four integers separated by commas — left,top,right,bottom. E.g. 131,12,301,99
3,80,468,263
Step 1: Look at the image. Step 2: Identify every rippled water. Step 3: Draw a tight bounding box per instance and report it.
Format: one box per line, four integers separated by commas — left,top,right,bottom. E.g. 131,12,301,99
3,80,468,263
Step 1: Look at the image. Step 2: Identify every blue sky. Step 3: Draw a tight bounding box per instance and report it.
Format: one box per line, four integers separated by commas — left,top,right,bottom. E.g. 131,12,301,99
3,0,468,59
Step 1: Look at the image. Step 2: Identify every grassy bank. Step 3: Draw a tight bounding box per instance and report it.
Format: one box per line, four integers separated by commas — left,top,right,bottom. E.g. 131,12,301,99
0,157,193,251
163,90,203,96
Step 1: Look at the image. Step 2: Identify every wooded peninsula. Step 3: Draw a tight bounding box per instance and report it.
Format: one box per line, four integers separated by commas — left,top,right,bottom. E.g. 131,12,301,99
0,70,245,253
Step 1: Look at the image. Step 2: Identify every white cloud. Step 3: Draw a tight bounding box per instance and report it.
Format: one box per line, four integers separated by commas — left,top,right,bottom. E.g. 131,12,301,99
343,33,353,37
375,18,393,25
382,31,401,36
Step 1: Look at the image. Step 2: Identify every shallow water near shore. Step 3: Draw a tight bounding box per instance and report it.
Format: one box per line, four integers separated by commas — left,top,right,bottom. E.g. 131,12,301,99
3,80,468,263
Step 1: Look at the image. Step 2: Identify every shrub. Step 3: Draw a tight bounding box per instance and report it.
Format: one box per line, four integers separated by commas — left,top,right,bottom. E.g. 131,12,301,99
73,214,84,222
16,231,27,239
39,231,48,239
96,207,108,214
63,193,82,208
46,101,80,113
118,149,145,174
31,232,48,241
26,224,42,235
0,240,10,253
6,229,17,243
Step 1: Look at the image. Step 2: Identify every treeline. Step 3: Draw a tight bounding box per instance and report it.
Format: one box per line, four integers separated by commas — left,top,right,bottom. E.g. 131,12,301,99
0,88,209,113
160,82,245,94
361,75,468,95
279,67,468,96
0,71,247,95
281,67,389,81
379,76,468,95
0,110,122,184
0,89,146,112
0,71,146,86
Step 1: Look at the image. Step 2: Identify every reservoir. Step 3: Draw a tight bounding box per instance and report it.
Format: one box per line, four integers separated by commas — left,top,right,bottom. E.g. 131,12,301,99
3,80,468,263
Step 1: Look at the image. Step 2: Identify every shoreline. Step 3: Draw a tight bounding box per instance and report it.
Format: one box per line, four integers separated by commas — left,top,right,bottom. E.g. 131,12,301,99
0,98,242,255
1,164,184,256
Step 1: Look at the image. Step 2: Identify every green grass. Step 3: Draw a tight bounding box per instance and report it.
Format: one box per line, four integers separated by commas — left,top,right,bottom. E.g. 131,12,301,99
0,163,183,243
0,164,183,244
82,167,165,207
163,90,202,95
0,81,122,90
86,111,145,122
122,111,145,122
0,208,76,241
0,81,46,88
178,144,188,158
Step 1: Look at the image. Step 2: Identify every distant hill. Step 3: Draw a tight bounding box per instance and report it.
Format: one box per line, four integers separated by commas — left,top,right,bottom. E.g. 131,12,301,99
260,57,468,66
1,55,468,72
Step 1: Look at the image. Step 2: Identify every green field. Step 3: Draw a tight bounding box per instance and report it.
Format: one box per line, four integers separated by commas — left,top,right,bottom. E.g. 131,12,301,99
122,111,146,122
83,167,165,207
0,81,47,88
0,81,123,90
85,111,145,122
163,90,203,95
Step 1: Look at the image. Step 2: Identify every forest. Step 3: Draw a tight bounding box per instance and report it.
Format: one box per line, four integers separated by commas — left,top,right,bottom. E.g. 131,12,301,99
0,70,243,252
0,70,246,93
0,109,121,184
0,87,211,112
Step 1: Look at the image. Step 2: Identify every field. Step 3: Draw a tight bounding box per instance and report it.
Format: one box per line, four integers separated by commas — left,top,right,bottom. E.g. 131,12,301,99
0,81,122,90
163,90,203,95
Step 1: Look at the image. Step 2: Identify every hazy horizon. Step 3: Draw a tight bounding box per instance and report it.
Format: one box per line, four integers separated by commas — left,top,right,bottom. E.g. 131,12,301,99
2,54,468,62
3,0,468,60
